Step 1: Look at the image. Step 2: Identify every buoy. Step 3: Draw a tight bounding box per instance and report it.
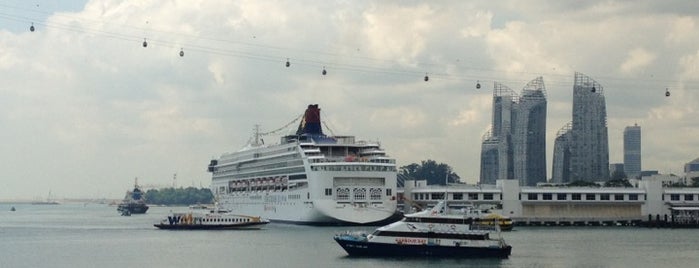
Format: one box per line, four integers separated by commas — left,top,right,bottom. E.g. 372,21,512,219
30,23,35,32
142,38,147,48
322,67,327,76
179,48,184,57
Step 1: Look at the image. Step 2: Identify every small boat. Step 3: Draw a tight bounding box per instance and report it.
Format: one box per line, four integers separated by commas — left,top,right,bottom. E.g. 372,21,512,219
154,207,270,230
334,200,512,258
458,206,514,231
10,206,16,212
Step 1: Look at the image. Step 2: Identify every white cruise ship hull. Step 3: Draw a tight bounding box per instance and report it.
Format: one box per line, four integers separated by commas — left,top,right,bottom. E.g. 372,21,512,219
209,104,399,225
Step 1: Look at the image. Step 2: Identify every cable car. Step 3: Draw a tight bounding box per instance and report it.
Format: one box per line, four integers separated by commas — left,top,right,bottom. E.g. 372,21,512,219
476,80,481,89
424,73,429,82
179,48,184,57
665,88,670,97
322,67,327,75
143,38,147,48
286,58,290,67
30,23,35,32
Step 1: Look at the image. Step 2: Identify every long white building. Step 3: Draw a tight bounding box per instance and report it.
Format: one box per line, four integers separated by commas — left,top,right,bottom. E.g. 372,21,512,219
400,177,699,225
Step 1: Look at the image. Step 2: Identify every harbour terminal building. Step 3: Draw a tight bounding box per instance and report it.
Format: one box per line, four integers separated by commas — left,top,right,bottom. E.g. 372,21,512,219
399,176,699,226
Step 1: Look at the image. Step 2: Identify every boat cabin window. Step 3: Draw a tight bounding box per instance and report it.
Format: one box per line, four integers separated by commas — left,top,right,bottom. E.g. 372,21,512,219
430,193,444,200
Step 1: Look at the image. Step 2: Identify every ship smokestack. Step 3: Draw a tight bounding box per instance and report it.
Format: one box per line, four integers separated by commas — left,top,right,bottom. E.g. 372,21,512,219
296,104,323,135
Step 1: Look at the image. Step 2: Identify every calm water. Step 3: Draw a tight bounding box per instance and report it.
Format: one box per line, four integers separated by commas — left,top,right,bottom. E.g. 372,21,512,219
2,203,698,268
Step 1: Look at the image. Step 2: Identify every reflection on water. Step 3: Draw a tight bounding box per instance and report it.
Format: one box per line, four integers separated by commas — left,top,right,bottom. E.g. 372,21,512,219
2,203,699,268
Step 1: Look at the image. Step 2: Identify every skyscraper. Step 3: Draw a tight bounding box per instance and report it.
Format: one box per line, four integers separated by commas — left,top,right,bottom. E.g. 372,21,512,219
551,72,610,183
512,77,547,186
623,124,641,179
480,82,516,185
480,77,547,186
551,123,572,183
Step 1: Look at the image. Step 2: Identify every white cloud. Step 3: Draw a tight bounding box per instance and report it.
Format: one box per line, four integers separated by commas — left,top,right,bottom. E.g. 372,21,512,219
620,48,656,74
1,0,699,198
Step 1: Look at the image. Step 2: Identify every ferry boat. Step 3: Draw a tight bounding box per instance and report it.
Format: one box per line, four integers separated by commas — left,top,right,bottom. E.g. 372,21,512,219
461,206,514,231
334,201,512,258
154,207,269,230
117,178,149,215
207,104,398,225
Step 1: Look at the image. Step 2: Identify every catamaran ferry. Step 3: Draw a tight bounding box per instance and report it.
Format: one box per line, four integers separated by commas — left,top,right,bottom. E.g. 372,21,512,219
207,104,398,225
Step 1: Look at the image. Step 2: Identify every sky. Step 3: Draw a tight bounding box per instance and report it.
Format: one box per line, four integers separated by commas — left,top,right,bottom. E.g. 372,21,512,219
1,0,698,200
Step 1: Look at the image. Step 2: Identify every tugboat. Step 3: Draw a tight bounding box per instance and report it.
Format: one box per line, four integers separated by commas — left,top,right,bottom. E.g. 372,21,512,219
334,200,512,258
154,204,269,230
117,178,149,215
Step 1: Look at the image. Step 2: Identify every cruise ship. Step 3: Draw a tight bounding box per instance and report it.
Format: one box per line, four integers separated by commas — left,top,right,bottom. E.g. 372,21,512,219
207,104,398,225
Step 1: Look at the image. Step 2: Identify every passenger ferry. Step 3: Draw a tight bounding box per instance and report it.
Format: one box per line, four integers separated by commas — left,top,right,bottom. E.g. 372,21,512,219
207,104,398,225
460,206,513,231
333,201,512,258
154,207,269,230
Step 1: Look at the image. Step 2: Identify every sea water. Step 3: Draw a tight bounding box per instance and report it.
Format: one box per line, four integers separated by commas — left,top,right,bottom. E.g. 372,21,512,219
1,203,699,268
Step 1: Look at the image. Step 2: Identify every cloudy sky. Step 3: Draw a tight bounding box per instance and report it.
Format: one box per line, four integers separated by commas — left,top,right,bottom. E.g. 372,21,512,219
1,0,698,200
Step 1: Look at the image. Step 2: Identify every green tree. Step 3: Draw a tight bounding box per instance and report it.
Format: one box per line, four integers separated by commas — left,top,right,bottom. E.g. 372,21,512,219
145,187,214,205
399,160,460,185
610,170,627,180
604,179,632,187
692,177,699,187
567,180,600,187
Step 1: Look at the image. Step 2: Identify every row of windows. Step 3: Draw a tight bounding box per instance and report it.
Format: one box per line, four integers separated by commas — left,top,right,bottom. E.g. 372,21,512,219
332,187,387,200
216,153,299,174
668,194,696,201
203,217,251,223
311,165,396,172
524,193,641,201
412,193,496,201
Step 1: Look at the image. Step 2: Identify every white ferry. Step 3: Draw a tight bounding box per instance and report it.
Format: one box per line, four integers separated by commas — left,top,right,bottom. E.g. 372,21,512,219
154,209,269,230
334,201,512,258
207,104,398,225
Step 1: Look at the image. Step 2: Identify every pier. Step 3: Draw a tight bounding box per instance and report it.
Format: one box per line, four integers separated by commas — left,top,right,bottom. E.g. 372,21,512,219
399,177,699,228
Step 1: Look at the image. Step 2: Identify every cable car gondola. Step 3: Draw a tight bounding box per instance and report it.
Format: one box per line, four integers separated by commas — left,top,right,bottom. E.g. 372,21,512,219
179,48,184,57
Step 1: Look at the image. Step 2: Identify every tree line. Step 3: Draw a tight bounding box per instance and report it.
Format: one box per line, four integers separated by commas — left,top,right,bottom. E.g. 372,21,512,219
144,187,214,205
